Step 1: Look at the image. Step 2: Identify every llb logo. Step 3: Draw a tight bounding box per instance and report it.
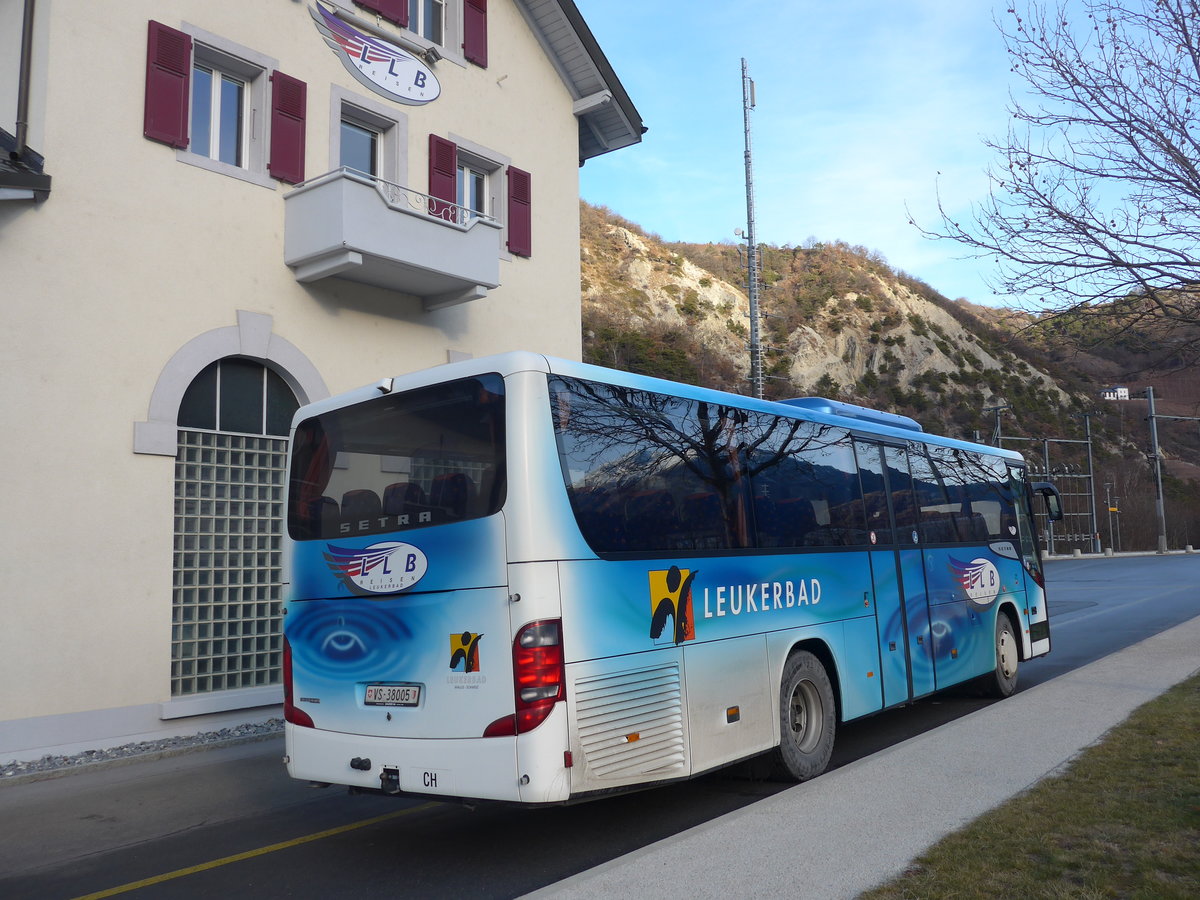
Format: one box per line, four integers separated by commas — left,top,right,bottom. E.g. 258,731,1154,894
311,3,441,106
950,557,1001,609
648,566,697,644
324,542,428,594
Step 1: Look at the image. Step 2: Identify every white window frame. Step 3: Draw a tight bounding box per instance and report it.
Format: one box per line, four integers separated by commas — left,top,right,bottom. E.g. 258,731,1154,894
408,0,446,45
457,159,488,219
330,86,408,184
176,24,277,189
340,119,379,176
449,133,508,242
190,64,246,166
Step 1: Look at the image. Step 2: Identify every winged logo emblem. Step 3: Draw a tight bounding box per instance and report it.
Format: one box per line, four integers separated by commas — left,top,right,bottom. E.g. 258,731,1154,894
310,3,440,106
949,556,1001,608
324,541,429,594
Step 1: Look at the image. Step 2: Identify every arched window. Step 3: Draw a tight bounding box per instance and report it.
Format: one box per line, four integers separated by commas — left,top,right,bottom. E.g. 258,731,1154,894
172,358,299,697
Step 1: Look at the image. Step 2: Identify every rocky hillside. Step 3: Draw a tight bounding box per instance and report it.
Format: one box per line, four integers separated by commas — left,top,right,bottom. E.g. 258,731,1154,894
579,201,1200,551
580,202,1084,442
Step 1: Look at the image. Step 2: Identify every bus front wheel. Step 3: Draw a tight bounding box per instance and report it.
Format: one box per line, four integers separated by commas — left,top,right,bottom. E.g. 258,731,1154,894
773,650,835,782
984,612,1019,698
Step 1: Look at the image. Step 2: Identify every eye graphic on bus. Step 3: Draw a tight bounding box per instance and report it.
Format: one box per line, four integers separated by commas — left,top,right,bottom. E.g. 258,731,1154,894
649,566,697,644
449,631,483,672
321,627,369,661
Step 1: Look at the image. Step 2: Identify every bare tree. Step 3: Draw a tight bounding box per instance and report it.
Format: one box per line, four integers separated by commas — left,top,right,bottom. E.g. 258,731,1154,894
926,0,1200,363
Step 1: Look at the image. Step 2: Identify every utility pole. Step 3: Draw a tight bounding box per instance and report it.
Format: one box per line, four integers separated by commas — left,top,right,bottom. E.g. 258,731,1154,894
1139,403,1200,552
1076,412,1100,554
741,58,763,400
1043,437,1053,554
983,404,1009,446
1145,387,1168,553
1104,482,1114,552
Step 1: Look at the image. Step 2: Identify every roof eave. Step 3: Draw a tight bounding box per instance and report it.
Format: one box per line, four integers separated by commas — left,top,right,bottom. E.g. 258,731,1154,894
517,0,646,164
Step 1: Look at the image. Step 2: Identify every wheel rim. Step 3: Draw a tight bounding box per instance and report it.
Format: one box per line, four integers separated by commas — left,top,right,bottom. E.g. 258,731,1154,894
998,625,1017,680
788,679,824,753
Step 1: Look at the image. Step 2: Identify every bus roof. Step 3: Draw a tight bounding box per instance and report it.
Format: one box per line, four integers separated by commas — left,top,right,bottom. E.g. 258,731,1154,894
295,351,1026,465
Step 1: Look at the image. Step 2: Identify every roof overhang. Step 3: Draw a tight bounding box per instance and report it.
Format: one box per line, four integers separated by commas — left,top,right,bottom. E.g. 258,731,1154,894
516,0,646,164
0,128,51,201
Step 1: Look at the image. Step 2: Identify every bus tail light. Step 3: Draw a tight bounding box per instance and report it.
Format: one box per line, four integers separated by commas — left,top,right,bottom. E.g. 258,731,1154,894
483,619,565,737
283,637,315,728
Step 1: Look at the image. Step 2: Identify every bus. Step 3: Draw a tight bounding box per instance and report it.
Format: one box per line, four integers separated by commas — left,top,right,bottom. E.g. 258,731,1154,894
282,351,1062,804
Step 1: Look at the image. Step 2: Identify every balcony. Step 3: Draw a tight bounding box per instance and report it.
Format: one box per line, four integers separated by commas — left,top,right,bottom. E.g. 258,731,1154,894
283,168,502,310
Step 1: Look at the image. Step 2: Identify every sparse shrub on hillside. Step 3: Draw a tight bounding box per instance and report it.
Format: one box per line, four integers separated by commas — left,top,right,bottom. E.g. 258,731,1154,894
676,288,704,319
813,373,841,398
586,324,699,384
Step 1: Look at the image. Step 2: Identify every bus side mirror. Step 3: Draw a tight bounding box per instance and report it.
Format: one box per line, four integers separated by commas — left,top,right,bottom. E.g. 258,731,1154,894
1032,482,1064,521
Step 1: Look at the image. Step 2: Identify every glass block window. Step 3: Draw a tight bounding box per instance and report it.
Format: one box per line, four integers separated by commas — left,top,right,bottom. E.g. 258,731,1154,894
172,359,297,697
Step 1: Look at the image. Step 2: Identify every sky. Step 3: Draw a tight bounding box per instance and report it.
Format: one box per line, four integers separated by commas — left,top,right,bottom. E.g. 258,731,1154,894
575,0,1024,307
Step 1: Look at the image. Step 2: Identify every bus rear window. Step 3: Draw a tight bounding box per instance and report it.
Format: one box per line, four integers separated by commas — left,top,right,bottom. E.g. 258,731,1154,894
288,374,506,540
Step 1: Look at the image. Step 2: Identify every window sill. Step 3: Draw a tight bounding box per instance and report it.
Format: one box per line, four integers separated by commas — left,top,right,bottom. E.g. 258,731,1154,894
176,150,278,190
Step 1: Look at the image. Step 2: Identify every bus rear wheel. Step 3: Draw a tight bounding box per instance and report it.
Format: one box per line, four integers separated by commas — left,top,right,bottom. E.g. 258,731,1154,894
984,612,1019,698
772,650,835,782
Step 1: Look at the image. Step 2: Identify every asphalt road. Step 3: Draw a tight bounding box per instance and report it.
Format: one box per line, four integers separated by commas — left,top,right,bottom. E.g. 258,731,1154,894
1,555,1197,900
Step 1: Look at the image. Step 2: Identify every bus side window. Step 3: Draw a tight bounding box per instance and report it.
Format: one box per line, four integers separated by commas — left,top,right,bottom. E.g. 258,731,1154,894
625,489,679,550
681,492,726,549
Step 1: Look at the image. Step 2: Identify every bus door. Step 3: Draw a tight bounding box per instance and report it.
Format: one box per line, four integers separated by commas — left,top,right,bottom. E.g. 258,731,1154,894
855,440,935,707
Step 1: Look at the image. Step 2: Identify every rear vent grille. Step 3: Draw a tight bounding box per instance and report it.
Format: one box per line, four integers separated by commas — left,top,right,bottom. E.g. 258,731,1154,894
575,663,686,779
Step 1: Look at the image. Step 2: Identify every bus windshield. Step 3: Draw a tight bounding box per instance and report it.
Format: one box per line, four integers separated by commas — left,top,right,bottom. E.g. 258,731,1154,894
287,374,506,540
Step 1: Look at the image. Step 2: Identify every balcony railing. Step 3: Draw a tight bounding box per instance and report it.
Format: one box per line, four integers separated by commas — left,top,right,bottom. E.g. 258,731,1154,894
355,168,499,230
283,168,501,309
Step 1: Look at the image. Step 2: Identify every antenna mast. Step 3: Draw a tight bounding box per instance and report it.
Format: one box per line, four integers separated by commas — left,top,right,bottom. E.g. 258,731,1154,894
741,58,764,399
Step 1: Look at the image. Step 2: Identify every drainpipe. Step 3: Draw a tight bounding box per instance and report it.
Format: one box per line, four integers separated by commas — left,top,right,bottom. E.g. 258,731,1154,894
15,0,37,157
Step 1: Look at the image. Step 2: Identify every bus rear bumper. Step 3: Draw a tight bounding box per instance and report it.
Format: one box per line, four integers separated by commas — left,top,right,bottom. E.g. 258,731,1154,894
284,705,570,803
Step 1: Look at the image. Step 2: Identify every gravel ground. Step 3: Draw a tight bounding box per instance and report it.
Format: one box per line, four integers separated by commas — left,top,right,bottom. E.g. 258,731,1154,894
1,719,284,783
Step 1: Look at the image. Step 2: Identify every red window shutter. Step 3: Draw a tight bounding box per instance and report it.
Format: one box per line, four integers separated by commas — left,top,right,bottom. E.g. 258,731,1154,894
356,0,408,28
428,134,458,221
269,72,307,185
507,166,532,257
463,0,488,68
144,21,191,148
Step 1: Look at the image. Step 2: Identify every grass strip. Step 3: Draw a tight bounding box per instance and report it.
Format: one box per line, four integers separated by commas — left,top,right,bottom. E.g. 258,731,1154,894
862,672,1200,900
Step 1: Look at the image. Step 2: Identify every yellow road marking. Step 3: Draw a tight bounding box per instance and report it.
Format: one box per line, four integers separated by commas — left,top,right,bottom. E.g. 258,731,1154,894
72,803,436,899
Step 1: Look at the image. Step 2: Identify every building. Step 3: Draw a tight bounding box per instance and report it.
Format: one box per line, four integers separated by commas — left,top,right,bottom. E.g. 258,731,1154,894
1100,386,1130,401
0,0,642,762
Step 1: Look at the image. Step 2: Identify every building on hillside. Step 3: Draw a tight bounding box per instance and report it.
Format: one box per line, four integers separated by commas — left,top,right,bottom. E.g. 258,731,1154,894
0,0,643,762
1100,386,1130,401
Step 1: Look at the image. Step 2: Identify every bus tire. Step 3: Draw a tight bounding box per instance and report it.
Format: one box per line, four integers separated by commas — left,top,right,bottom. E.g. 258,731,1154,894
984,612,1019,698
772,650,835,782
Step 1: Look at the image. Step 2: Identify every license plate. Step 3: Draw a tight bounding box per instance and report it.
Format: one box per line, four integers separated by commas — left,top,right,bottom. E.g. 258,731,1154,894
365,684,421,707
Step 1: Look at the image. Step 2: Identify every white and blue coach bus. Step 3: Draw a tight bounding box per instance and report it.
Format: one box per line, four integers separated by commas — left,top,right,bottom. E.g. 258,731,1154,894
282,352,1062,804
